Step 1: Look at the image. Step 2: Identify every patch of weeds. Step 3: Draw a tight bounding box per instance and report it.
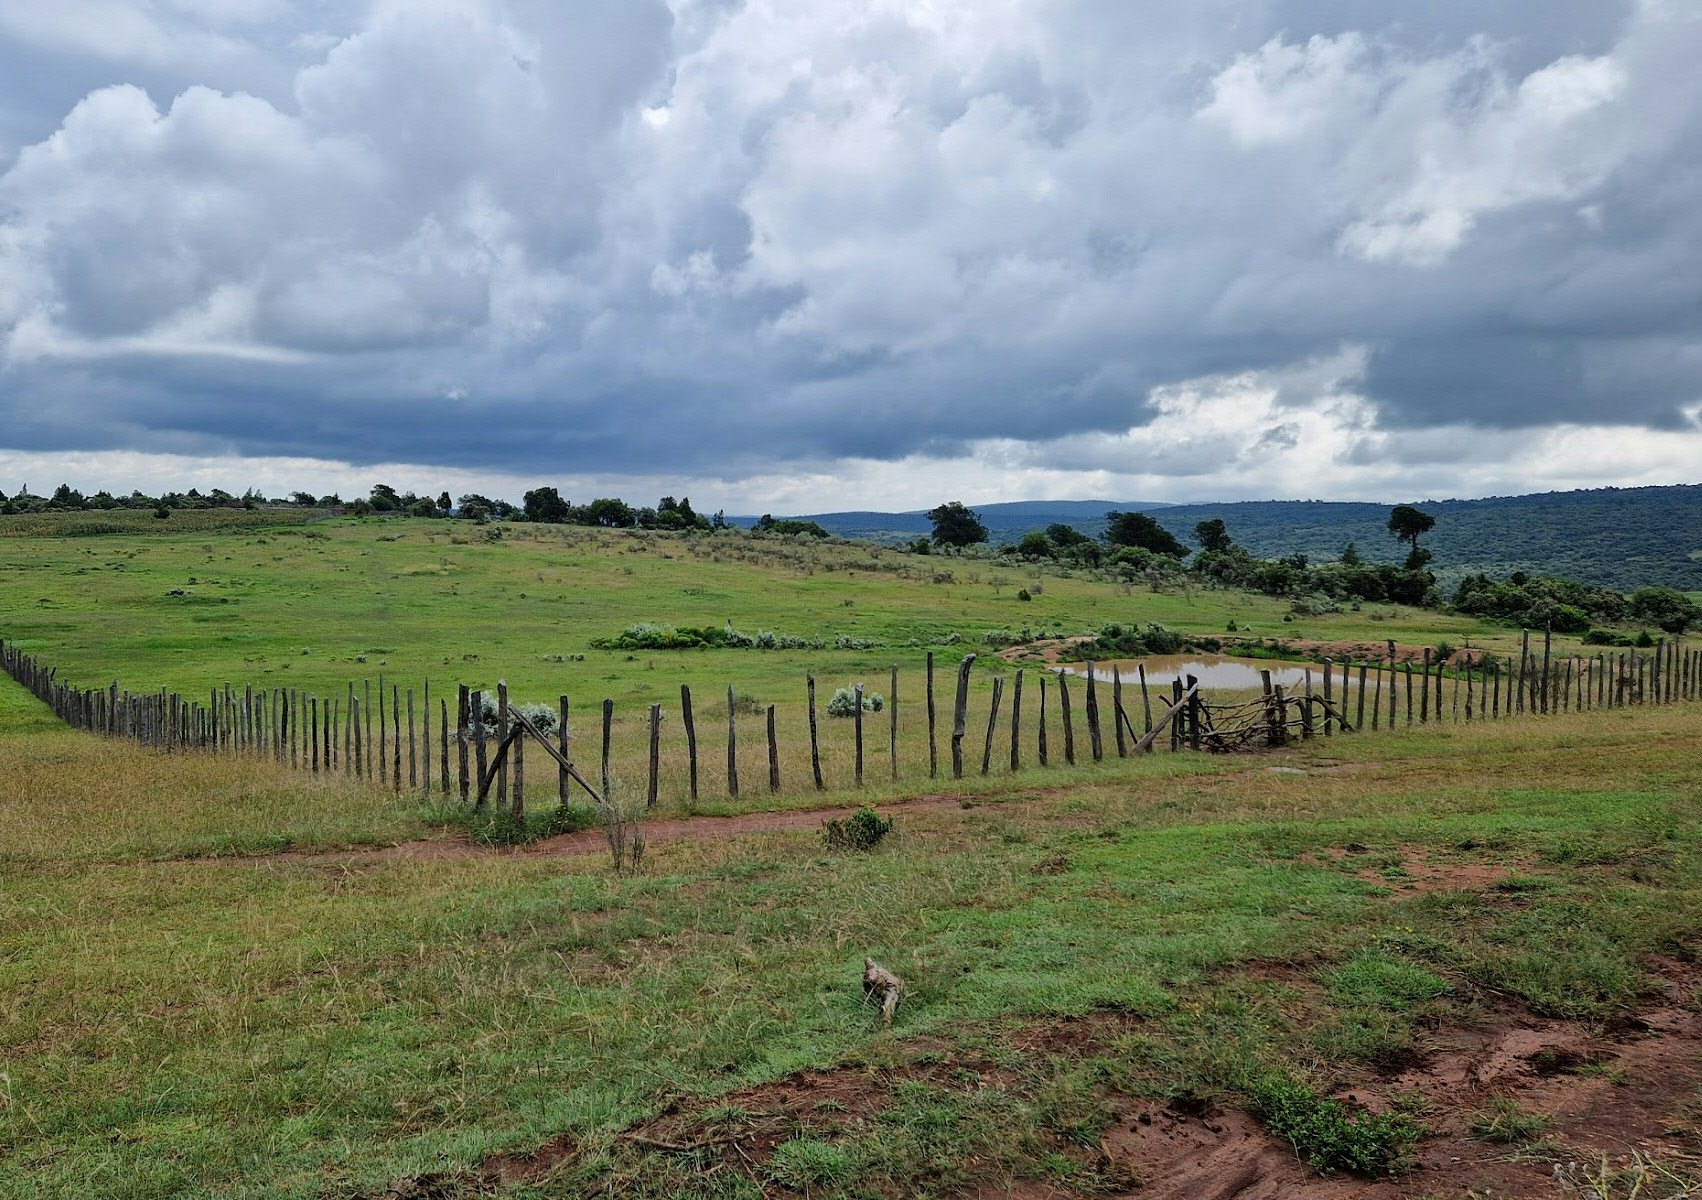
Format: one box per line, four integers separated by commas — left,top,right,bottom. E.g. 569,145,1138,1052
1322,949,1449,1011
768,1137,855,1190
1249,1072,1422,1177
824,808,893,852
1470,1098,1552,1145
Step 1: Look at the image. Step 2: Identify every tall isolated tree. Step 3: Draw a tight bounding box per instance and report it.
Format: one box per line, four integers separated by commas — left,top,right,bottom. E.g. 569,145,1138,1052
1105,510,1187,557
1386,505,1436,569
927,501,988,547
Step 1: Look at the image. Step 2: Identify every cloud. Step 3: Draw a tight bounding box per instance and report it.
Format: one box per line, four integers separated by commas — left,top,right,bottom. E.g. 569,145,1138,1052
0,0,1699,504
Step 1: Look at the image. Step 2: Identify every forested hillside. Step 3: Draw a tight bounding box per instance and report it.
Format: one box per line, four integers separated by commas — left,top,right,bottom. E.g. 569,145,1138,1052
1151,486,1702,591
777,485,1702,591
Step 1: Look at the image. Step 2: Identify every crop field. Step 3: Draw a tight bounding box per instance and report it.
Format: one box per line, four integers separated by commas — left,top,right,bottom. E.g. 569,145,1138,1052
3,515,1701,1199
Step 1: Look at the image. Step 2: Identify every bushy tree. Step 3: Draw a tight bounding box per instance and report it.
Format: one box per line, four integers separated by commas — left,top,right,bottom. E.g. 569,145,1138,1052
1628,586,1699,633
1193,518,1233,553
1105,510,1186,557
927,501,988,547
523,485,572,523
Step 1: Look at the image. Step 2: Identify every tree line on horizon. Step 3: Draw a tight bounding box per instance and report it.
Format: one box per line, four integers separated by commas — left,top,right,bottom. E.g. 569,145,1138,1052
4,481,1693,635
921,500,1697,636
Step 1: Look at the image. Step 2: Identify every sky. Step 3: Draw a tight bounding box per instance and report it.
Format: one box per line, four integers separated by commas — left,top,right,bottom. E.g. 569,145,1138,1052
0,0,1699,512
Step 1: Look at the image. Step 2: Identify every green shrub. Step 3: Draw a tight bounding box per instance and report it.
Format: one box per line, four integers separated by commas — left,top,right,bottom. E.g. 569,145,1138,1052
824,807,893,851
1249,1073,1421,1177
826,687,884,717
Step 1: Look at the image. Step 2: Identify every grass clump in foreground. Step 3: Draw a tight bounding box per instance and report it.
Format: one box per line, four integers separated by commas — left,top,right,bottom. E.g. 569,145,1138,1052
1249,1073,1423,1176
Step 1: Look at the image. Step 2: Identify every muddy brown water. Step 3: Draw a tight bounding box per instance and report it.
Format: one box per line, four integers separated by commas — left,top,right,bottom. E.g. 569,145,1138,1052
1055,654,1317,690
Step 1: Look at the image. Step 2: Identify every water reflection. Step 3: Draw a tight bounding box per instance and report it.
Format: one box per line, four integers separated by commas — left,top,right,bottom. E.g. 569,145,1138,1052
1054,654,1316,689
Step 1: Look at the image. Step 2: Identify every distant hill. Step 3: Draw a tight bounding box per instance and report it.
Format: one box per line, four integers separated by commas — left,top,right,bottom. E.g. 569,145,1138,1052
744,485,1702,592
727,500,1170,544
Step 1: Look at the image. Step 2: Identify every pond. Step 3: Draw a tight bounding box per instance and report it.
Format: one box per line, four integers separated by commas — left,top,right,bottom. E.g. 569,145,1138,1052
1054,654,1318,690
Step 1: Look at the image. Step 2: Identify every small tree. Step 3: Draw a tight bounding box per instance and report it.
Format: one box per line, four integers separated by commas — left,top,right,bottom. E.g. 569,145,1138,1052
1341,541,1362,566
927,501,988,547
1386,506,1436,570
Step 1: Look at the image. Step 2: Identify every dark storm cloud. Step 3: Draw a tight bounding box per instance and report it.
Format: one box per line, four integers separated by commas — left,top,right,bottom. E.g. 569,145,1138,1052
1,0,1699,487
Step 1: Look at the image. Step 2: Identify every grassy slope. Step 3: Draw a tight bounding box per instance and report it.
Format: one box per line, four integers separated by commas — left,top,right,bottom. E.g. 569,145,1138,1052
0,515,1542,817
0,515,1516,708
3,666,1700,1198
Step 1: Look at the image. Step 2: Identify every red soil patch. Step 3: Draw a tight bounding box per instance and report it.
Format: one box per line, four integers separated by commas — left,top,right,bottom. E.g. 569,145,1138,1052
1306,843,1519,896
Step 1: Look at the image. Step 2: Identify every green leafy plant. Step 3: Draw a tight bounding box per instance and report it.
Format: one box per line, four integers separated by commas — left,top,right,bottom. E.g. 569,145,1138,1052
824,807,893,851
1249,1073,1422,1177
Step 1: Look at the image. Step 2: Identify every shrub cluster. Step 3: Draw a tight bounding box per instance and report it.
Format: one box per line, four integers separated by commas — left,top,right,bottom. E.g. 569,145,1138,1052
826,687,885,717
1249,1073,1421,1176
823,807,893,851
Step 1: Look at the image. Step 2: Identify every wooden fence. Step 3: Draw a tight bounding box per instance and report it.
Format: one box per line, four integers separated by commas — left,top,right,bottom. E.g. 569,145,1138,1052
4,632,1696,819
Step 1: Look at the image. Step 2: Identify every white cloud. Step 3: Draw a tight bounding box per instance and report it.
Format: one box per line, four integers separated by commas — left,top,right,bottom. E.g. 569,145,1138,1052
0,0,1699,502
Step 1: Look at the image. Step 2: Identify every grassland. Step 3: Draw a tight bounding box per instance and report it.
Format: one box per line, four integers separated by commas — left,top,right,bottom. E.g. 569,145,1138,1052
3,665,1701,1198
3,515,1700,1198
0,514,1560,818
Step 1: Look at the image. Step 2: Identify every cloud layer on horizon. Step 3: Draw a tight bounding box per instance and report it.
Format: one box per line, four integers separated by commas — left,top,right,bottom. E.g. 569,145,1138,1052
0,0,1698,506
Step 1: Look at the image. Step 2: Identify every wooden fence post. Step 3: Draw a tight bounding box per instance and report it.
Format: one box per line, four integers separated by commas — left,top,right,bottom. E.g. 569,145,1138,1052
456,685,470,801
471,689,487,808
889,663,899,782
1010,667,1024,771
1085,662,1103,762
1058,670,1075,765
558,696,571,806
1322,657,1334,735
807,675,824,790
981,676,1004,775
726,686,739,799
681,684,698,802
407,689,417,791
1112,666,1128,757
1038,673,1049,766
1138,663,1153,734
854,683,865,787
767,704,781,793
442,696,451,794
1187,675,1202,751
647,704,661,808
951,654,975,779
926,652,938,779
496,682,509,806
601,699,614,799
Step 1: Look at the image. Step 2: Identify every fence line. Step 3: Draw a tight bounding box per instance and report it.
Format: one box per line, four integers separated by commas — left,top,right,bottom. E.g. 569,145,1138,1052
4,635,1695,816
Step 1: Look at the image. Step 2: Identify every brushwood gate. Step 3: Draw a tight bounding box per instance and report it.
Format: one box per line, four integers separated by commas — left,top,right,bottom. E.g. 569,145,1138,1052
3,631,1697,815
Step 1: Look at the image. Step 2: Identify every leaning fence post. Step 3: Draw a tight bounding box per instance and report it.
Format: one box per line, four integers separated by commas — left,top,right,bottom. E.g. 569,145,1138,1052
981,675,1004,775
